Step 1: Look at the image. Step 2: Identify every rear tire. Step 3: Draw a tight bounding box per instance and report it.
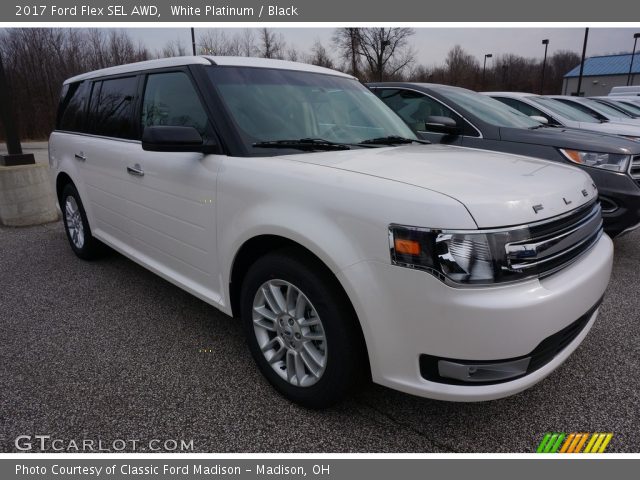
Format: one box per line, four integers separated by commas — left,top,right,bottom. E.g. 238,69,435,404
60,183,105,260
240,249,366,408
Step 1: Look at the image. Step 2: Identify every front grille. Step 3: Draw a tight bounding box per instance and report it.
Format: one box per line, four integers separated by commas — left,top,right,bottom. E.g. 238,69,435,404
419,298,602,386
630,155,640,185
504,201,602,279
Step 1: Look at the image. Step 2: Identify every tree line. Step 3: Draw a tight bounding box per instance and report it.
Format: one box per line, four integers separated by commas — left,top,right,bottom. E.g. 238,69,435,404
0,27,581,140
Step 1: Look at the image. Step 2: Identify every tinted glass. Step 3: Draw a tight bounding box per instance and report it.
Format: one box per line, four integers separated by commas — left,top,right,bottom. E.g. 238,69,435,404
614,100,640,115
376,88,478,136
581,98,633,118
142,72,209,136
493,97,558,125
207,66,415,154
436,88,540,128
529,96,599,123
58,81,90,132
88,76,138,139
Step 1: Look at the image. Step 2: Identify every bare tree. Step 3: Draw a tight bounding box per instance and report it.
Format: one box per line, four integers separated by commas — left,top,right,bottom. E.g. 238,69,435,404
160,38,187,58
444,45,479,87
547,50,581,94
332,28,361,77
199,30,230,55
286,47,300,62
355,28,415,81
308,41,335,69
238,29,257,57
257,28,285,59
0,28,148,140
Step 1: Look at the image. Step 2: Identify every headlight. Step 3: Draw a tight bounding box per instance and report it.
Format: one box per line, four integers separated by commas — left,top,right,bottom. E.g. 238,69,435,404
559,148,630,172
389,225,532,286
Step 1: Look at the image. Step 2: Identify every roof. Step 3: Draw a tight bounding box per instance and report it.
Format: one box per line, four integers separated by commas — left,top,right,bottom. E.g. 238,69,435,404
564,53,640,78
481,91,540,99
547,95,590,104
65,55,354,84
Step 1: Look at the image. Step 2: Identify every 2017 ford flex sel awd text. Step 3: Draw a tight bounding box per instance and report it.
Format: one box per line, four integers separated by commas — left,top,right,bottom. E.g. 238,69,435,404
49,57,613,408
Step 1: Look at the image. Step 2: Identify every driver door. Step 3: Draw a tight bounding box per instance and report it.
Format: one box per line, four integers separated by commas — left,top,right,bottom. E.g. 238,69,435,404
127,69,224,303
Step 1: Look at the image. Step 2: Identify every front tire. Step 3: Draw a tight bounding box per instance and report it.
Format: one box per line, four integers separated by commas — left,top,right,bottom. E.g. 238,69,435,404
61,183,105,260
240,250,366,408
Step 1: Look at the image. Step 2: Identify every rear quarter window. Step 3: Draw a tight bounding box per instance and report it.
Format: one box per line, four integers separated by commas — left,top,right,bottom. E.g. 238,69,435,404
57,81,90,132
87,76,138,139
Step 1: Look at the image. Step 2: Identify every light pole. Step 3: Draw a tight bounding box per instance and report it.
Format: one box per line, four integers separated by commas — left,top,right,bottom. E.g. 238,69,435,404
576,28,589,97
191,28,196,55
540,39,549,94
627,33,640,86
482,53,492,89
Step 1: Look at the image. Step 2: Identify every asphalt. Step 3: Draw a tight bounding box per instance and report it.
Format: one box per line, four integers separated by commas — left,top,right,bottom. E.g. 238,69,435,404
1,221,639,453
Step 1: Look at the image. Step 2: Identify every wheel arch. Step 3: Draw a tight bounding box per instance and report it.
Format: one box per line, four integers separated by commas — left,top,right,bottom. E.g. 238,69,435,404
55,171,75,205
228,234,370,375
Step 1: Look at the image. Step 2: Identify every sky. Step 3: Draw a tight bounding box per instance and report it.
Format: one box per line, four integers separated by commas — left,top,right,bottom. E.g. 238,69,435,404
125,27,640,67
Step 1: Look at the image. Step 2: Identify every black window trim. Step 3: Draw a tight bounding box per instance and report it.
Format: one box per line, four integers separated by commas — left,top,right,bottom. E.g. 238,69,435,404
55,66,226,153
138,66,220,152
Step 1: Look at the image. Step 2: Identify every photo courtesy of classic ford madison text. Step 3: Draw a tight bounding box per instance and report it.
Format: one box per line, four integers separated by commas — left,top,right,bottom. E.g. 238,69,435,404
1,26,639,453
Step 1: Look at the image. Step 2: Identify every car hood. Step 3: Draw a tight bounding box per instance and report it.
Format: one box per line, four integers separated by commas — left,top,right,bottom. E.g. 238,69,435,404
500,126,640,153
573,121,640,136
284,144,597,228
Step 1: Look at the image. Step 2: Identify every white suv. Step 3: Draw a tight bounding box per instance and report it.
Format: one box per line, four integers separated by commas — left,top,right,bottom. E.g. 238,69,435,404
49,57,613,408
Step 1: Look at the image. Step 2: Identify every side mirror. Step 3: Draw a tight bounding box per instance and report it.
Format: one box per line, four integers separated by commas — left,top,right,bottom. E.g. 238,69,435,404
530,115,549,125
423,116,460,134
142,126,216,153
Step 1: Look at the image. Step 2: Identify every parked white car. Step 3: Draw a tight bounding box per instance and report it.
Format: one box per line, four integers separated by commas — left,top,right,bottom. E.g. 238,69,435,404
548,95,640,127
49,57,613,407
485,91,640,139
609,86,640,96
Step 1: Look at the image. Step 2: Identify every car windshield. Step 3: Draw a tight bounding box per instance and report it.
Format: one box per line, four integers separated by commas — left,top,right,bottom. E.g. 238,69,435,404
436,88,541,128
206,66,416,154
583,98,633,118
615,100,640,115
529,96,599,123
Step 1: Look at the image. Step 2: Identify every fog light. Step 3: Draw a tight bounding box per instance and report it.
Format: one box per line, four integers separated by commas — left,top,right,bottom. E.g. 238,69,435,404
438,357,531,383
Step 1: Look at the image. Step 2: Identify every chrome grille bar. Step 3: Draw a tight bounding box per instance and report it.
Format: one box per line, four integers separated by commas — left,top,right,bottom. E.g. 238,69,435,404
504,202,603,274
630,155,640,180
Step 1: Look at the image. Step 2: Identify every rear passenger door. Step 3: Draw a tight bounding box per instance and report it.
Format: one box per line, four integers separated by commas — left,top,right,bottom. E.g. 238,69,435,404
128,69,223,303
81,75,140,247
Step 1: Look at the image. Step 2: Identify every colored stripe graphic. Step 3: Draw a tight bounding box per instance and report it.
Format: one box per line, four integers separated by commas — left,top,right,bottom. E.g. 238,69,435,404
573,433,589,453
536,433,613,453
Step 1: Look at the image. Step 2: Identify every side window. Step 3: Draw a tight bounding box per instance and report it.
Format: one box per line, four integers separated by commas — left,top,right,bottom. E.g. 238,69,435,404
58,81,90,132
87,76,138,139
376,89,478,136
495,97,558,125
141,72,209,136
555,99,603,120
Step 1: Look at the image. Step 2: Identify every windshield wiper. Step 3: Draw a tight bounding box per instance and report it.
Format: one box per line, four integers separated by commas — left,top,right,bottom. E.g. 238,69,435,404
253,138,351,151
358,135,430,146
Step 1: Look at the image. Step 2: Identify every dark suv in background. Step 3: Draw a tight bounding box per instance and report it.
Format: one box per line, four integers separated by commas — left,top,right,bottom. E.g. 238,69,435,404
367,82,640,237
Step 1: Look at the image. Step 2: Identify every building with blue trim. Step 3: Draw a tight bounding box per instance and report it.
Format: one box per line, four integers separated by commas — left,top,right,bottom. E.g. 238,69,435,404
563,53,639,96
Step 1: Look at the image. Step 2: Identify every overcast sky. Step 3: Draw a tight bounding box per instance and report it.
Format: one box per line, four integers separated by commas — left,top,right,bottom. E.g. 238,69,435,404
126,27,640,66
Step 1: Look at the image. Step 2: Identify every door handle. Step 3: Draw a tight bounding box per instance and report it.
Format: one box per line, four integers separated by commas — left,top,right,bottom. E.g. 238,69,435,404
126,164,144,177
74,152,86,162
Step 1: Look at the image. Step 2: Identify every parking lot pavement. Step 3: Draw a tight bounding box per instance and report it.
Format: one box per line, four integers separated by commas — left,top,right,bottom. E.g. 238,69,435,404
1,221,638,453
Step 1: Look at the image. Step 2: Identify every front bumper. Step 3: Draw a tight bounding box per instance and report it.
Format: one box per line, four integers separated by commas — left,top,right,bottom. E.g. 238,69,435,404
586,168,640,237
336,234,613,402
